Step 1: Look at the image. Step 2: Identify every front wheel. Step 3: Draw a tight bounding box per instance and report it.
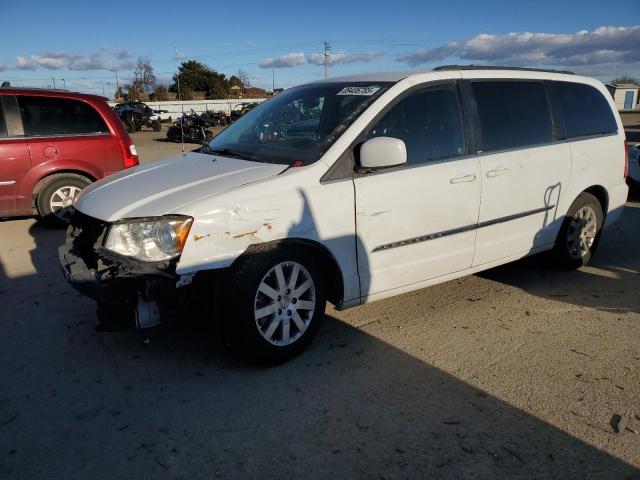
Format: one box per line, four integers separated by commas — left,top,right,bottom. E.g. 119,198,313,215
224,245,326,363
551,192,604,269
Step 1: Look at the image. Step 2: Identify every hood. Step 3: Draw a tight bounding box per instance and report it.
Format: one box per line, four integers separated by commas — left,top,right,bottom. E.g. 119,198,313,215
75,152,287,222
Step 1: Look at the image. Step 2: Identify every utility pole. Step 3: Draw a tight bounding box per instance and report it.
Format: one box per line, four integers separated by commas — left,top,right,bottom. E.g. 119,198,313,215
61,78,66,89
52,76,56,88
272,65,275,92
115,70,119,95
323,41,331,79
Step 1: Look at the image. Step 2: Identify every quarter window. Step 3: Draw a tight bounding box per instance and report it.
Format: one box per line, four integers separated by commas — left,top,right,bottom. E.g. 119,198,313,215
366,85,465,166
472,81,553,152
17,96,109,137
555,82,617,138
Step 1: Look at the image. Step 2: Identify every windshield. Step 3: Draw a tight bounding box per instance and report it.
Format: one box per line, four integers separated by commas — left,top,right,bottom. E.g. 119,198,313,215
203,82,391,165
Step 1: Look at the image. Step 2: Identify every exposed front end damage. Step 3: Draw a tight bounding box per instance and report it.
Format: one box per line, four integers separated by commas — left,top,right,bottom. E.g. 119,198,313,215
58,212,193,330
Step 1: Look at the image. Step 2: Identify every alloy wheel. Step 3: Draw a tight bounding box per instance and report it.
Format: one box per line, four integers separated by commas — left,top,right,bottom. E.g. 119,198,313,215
49,185,82,221
566,205,597,260
254,261,316,346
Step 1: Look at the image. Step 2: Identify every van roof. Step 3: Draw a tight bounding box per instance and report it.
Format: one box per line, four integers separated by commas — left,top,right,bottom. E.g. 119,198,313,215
0,86,108,101
311,65,581,84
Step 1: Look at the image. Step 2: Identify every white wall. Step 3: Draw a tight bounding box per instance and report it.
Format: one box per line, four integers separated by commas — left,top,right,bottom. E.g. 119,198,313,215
107,98,267,116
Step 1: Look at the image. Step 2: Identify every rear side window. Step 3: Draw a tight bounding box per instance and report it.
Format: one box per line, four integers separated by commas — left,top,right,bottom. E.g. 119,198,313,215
472,81,553,152
555,82,617,138
0,101,7,138
17,96,109,136
366,84,466,166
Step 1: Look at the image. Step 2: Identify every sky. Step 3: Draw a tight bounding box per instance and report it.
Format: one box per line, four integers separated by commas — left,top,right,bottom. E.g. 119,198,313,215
1,0,638,96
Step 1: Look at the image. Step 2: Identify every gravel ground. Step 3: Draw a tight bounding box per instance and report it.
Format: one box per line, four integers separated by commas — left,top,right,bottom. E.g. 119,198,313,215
1,130,639,479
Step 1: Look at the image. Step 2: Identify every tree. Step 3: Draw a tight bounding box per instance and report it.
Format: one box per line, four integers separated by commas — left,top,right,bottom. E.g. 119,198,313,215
133,57,157,94
612,75,639,86
113,86,125,101
170,60,229,99
126,81,146,101
152,84,170,101
237,68,250,89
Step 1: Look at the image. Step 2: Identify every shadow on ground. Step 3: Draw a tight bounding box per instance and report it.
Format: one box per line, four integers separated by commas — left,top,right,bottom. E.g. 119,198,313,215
480,194,640,317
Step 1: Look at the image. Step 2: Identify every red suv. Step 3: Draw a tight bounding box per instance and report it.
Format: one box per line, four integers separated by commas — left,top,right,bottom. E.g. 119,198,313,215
0,87,138,226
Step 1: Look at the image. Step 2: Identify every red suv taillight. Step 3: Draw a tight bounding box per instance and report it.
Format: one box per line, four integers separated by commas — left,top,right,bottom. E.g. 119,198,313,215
118,137,139,168
624,140,629,180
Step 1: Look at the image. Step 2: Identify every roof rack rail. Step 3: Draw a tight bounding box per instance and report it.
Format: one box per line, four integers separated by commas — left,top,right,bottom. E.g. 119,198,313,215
433,65,574,75
0,86,71,92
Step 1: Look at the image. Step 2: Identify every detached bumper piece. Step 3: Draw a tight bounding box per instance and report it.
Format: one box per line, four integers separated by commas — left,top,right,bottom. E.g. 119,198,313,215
58,212,183,329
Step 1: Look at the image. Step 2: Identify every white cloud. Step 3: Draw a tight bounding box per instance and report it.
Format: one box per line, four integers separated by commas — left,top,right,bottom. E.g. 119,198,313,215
259,52,306,69
307,51,382,66
397,25,640,68
15,48,136,71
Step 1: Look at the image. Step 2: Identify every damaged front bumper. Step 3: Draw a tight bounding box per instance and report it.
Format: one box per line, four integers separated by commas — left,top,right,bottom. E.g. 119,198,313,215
58,212,186,328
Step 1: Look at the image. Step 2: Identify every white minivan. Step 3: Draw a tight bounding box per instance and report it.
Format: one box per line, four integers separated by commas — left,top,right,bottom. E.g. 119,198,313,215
60,66,629,362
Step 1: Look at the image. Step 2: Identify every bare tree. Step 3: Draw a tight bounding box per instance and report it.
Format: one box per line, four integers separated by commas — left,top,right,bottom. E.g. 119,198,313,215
134,57,157,94
238,68,250,90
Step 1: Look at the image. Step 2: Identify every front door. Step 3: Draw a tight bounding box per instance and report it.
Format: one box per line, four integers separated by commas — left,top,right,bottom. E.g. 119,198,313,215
354,83,481,298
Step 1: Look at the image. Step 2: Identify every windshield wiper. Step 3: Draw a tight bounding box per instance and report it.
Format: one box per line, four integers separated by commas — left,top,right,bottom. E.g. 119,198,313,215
205,147,258,161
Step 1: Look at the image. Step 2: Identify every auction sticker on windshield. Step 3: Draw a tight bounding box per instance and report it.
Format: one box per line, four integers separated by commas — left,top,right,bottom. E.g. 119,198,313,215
336,86,381,96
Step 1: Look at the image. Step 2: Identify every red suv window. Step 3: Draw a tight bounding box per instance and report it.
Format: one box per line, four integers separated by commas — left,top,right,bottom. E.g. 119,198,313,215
17,96,109,136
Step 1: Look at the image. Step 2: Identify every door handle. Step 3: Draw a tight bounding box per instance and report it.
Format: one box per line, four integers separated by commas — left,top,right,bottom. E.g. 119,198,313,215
450,174,476,184
486,167,510,178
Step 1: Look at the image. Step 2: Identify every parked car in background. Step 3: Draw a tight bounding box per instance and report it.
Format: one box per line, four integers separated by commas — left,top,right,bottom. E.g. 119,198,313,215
60,67,627,362
151,109,172,123
114,102,161,132
0,87,139,226
230,102,258,122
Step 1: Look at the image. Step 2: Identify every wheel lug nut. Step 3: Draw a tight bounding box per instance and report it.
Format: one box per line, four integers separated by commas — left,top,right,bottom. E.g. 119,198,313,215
291,298,297,304
278,309,282,315
287,310,292,316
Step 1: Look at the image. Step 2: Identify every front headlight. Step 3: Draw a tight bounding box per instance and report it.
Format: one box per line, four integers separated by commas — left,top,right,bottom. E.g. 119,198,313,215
104,216,193,262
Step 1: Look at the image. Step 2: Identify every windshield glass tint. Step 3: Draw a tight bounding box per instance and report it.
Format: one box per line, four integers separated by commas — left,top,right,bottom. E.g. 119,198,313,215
204,82,391,165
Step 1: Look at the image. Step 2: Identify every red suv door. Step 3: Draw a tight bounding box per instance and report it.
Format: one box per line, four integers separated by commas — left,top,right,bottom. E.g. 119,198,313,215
0,95,30,214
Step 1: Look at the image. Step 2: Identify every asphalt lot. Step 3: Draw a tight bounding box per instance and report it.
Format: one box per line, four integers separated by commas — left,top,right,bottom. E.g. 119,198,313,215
1,126,640,479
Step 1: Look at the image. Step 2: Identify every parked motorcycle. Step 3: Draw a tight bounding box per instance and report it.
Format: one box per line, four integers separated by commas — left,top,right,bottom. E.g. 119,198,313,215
166,111,213,143
200,110,229,126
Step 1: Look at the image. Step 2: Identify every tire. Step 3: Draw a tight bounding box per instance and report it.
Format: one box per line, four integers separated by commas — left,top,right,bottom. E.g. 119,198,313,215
37,175,91,227
224,244,327,364
152,120,161,132
551,192,604,269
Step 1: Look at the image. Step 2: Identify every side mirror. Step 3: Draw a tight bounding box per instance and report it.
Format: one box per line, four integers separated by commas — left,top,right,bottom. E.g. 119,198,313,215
359,137,407,170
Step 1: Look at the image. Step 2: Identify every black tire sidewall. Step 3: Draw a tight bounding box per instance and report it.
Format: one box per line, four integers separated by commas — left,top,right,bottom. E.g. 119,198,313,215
225,245,326,364
37,176,90,227
553,192,604,269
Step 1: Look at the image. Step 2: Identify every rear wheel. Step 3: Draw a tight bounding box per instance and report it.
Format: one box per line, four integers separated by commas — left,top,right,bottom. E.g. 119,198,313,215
224,245,326,363
37,175,90,227
552,192,604,269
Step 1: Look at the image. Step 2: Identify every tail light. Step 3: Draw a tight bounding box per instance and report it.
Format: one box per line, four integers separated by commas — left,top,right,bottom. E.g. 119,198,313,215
624,140,629,180
119,137,139,168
